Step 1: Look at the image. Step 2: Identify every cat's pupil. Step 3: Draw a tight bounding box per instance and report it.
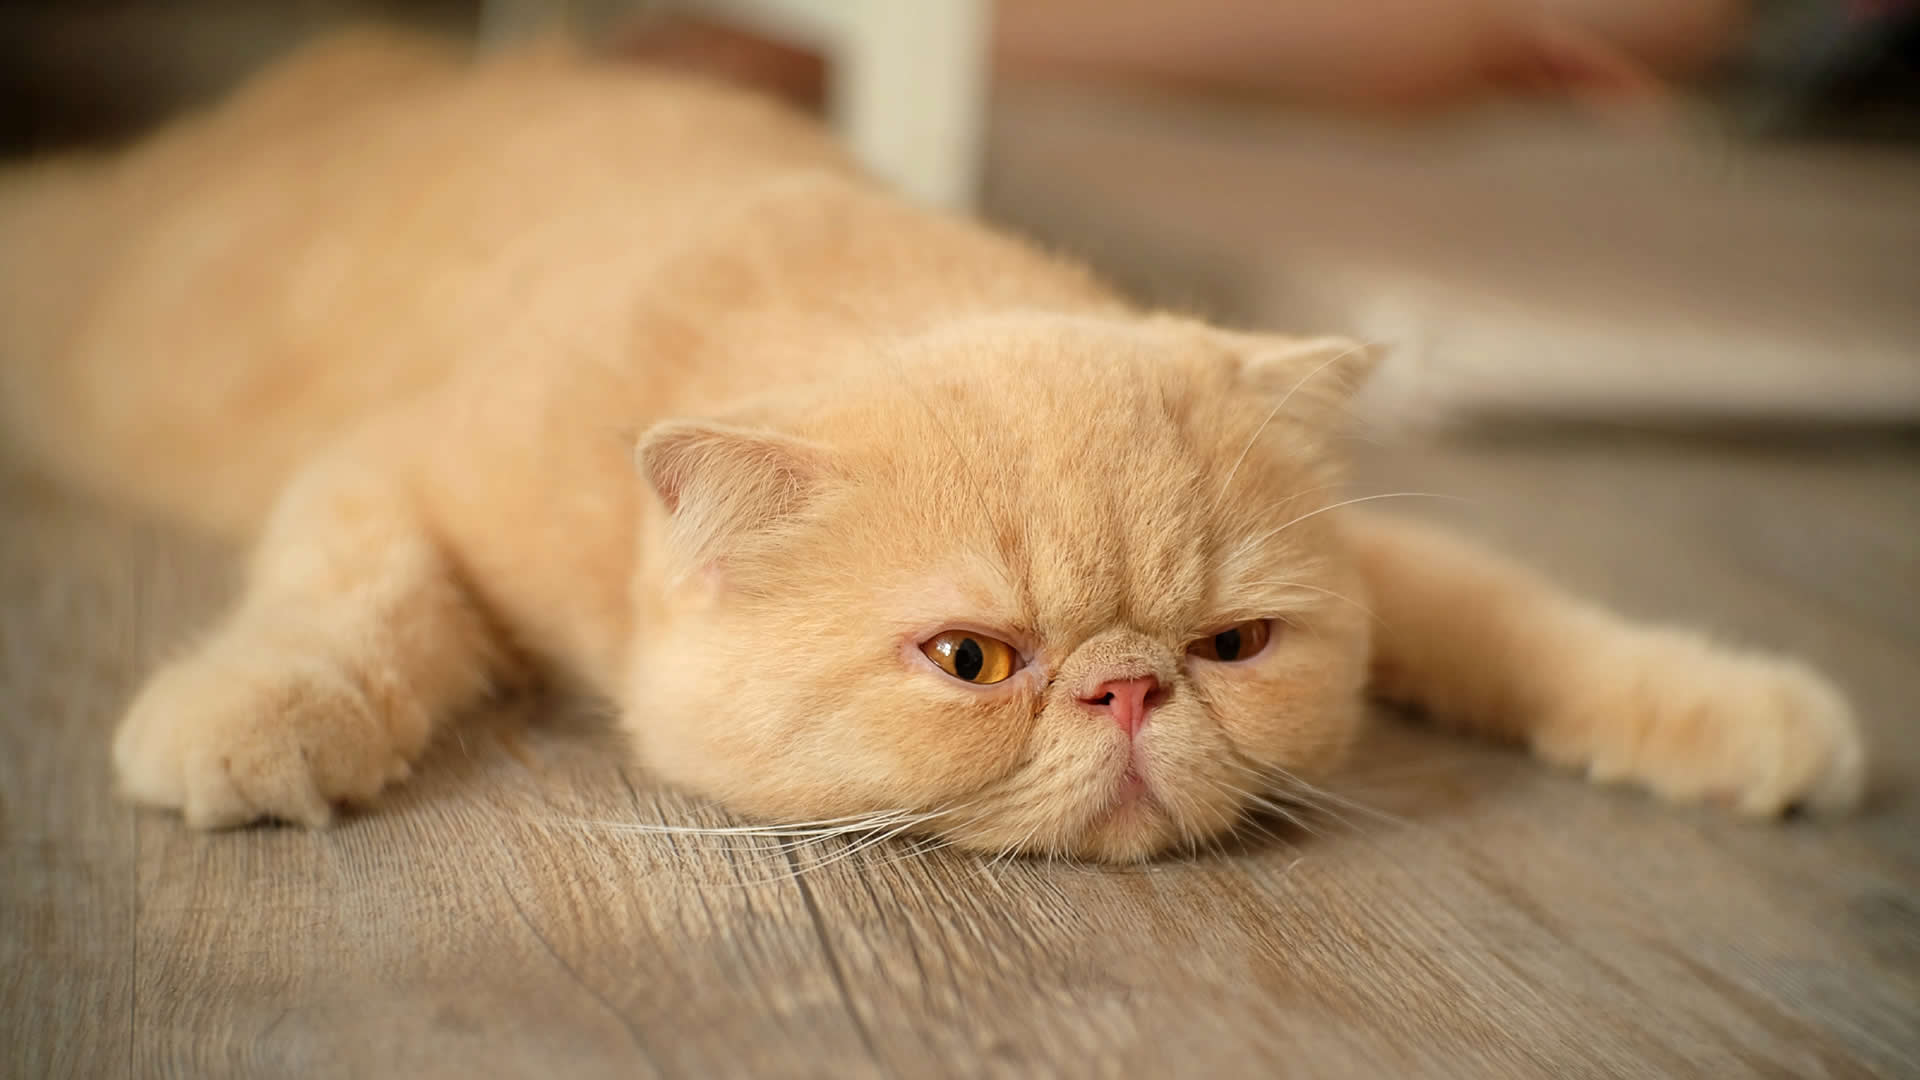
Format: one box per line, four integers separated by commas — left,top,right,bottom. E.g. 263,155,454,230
1214,628,1243,661
954,637,985,681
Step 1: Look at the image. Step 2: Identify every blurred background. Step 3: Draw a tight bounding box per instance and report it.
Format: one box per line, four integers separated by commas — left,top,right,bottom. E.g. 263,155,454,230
2,0,1915,431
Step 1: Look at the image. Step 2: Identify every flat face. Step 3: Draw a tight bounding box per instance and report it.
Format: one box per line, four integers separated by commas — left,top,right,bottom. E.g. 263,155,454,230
631,315,1371,861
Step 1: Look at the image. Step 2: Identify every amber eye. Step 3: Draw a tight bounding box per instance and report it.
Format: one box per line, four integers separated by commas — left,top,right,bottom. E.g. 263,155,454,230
1188,619,1274,663
920,630,1022,685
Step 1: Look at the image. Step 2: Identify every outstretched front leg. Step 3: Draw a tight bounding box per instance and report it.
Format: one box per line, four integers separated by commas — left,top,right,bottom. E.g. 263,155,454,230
114,441,503,827
1343,512,1866,815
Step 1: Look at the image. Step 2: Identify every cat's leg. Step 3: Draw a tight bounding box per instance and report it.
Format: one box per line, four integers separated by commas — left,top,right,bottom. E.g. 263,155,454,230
1342,511,1866,815
113,447,501,828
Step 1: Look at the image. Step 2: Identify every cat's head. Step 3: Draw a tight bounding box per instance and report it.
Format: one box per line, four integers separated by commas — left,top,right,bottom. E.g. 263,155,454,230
627,313,1376,861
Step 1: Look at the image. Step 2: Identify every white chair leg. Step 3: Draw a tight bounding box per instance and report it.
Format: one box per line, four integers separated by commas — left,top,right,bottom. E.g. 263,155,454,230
698,0,990,210
828,0,988,210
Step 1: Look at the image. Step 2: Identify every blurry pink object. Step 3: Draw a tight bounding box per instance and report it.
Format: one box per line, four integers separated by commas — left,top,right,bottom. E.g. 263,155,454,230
994,0,1748,110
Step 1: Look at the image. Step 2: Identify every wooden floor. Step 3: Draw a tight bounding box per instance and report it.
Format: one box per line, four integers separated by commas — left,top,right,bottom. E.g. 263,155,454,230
5,431,1918,1078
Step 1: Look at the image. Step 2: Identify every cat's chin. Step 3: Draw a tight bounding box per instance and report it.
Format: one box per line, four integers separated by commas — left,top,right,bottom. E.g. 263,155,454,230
1052,774,1245,863
928,782,1217,864
1070,791,1184,863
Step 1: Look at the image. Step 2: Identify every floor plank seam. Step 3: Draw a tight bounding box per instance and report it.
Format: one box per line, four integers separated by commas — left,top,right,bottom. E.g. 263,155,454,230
496,866,663,1077
783,846,883,1066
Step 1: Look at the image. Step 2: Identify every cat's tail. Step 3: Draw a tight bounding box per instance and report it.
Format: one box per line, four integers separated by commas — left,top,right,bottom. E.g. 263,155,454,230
0,27,469,539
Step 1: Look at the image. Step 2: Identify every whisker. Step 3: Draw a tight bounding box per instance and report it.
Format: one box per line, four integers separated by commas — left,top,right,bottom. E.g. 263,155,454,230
703,813,953,889
1234,579,1382,624
1216,777,1327,838
1216,759,1362,832
1220,754,1414,835
543,808,923,838
871,833,959,870
1194,774,1315,851
542,795,991,883
783,816,930,878
1241,491,1470,552
1264,767,1412,830
781,796,989,874
984,823,1040,872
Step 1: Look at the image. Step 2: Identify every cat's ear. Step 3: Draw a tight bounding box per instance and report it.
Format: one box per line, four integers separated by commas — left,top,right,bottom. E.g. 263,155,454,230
636,419,831,567
1235,335,1381,430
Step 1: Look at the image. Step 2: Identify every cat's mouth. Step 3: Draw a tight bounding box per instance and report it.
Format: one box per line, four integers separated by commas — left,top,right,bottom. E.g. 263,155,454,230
941,736,1248,862
1057,739,1260,860
1097,767,1154,819
1100,734,1157,808
1068,756,1175,858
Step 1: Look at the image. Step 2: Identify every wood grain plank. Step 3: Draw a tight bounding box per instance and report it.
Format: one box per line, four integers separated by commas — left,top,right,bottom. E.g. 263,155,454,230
0,473,227,1080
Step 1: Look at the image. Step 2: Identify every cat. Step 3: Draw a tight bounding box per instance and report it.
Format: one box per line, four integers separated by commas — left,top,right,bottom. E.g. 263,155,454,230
0,28,1864,862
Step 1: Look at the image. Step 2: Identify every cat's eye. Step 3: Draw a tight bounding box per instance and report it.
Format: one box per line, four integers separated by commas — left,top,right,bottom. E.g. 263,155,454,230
1188,619,1274,663
920,630,1022,685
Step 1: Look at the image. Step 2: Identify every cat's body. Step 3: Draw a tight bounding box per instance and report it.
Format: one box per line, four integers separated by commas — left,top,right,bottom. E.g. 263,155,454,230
0,31,1865,860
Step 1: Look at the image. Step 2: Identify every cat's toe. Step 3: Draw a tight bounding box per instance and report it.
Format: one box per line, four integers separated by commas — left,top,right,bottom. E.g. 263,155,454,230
1548,636,1868,820
1733,661,1864,818
112,685,190,813
112,641,420,829
180,738,335,829
1638,652,1866,819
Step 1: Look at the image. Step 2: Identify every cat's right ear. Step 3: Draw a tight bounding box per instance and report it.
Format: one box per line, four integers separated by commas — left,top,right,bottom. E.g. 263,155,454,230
635,420,832,569
1235,335,1381,430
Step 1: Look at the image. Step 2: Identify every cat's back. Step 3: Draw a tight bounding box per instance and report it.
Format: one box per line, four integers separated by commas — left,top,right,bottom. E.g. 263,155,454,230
62,28,858,344
0,29,860,535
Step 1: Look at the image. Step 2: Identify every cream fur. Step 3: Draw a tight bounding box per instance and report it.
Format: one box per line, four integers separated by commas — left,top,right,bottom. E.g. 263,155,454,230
0,30,1864,861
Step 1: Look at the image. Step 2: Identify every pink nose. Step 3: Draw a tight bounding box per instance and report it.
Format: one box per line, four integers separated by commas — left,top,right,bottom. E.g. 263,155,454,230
1078,676,1163,737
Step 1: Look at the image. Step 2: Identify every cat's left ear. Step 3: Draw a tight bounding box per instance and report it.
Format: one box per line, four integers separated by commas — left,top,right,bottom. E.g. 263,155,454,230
1234,335,1381,430
635,419,833,570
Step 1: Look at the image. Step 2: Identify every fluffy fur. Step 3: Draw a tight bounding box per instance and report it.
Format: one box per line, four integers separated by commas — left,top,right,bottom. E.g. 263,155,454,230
0,30,1864,861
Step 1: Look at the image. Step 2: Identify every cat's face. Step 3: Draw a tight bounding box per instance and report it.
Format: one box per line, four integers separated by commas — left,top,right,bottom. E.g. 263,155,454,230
629,315,1373,861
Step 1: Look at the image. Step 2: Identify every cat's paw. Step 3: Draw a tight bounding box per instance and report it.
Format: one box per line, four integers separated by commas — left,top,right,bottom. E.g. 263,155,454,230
1543,635,1866,817
113,637,428,828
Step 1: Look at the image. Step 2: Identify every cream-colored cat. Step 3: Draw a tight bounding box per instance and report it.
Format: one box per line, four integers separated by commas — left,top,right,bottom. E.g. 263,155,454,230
0,30,1863,861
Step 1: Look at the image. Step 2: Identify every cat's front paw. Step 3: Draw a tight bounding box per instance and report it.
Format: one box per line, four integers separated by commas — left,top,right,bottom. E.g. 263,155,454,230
113,637,427,828
1544,635,1866,817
